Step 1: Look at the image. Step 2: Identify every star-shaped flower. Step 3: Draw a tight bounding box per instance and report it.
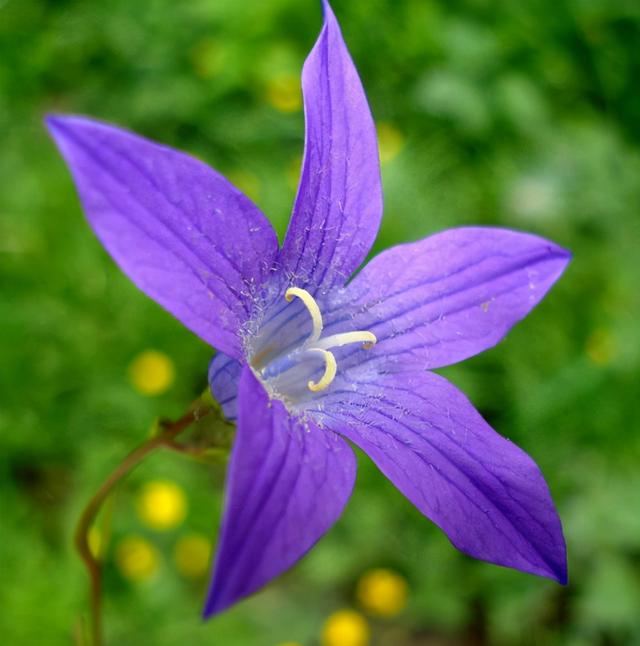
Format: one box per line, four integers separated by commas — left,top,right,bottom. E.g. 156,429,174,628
47,0,569,618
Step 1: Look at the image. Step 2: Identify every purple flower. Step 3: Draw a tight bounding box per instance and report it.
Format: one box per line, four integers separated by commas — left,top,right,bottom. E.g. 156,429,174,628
47,0,569,618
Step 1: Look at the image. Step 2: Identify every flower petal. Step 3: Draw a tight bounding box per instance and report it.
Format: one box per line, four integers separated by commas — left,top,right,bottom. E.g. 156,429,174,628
337,227,570,370
203,366,356,616
208,352,241,421
46,115,278,358
279,0,383,292
313,369,567,584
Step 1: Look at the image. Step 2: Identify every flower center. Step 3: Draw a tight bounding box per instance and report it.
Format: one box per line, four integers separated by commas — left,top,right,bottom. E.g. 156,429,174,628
250,287,376,397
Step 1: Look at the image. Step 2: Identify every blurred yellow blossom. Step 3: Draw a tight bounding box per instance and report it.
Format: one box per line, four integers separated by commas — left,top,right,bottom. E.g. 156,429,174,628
88,526,102,559
128,350,174,396
227,169,261,204
173,533,211,579
585,328,616,366
115,536,160,582
137,480,187,531
321,609,370,646
286,156,303,191
356,568,408,617
190,39,223,79
377,122,405,164
266,73,302,113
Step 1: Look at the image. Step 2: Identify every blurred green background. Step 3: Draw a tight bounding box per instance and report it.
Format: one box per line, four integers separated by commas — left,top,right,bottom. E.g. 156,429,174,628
1,0,639,644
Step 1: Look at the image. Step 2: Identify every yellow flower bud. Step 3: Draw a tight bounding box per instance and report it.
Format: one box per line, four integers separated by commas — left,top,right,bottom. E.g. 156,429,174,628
377,122,405,164
88,526,102,559
128,350,175,396
266,73,302,113
226,170,261,204
321,609,370,646
115,536,160,582
286,155,303,191
173,533,212,579
137,480,187,531
356,568,408,617
585,328,616,366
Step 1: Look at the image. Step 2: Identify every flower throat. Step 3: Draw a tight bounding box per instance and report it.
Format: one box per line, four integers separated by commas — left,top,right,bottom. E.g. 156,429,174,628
251,287,376,395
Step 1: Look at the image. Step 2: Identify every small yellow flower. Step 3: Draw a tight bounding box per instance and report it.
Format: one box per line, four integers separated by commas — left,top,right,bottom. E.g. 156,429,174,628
585,328,616,366
321,609,370,646
286,156,303,191
190,39,223,79
266,73,302,113
115,536,160,582
137,480,187,531
227,169,261,204
88,526,102,559
356,568,408,617
377,122,405,164
173,533,212,579
128,350,175,396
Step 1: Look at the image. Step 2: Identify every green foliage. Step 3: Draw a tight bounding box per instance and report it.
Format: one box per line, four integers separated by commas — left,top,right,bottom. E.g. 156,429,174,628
1,0,639,643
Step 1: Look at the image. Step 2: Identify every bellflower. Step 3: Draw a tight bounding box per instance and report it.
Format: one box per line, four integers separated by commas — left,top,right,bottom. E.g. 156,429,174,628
47,0,569,618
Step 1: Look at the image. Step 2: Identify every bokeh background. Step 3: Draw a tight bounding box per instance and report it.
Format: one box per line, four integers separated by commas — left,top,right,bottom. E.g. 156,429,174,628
1,0,639,644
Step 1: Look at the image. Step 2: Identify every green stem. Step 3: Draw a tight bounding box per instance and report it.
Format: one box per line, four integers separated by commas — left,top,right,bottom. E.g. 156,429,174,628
74,397,215,646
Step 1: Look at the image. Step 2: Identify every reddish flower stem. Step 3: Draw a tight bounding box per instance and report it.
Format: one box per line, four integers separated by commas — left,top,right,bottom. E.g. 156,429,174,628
74,397,215,646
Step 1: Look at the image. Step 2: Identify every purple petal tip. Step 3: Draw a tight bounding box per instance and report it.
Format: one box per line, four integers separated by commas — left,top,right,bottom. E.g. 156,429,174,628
45,113,75,132
551,551,569,586
45,114,96,144
44,114,65,136
536,545,568,586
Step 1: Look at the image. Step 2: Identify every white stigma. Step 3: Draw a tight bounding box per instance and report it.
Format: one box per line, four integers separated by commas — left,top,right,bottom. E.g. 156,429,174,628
284,287,376,392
